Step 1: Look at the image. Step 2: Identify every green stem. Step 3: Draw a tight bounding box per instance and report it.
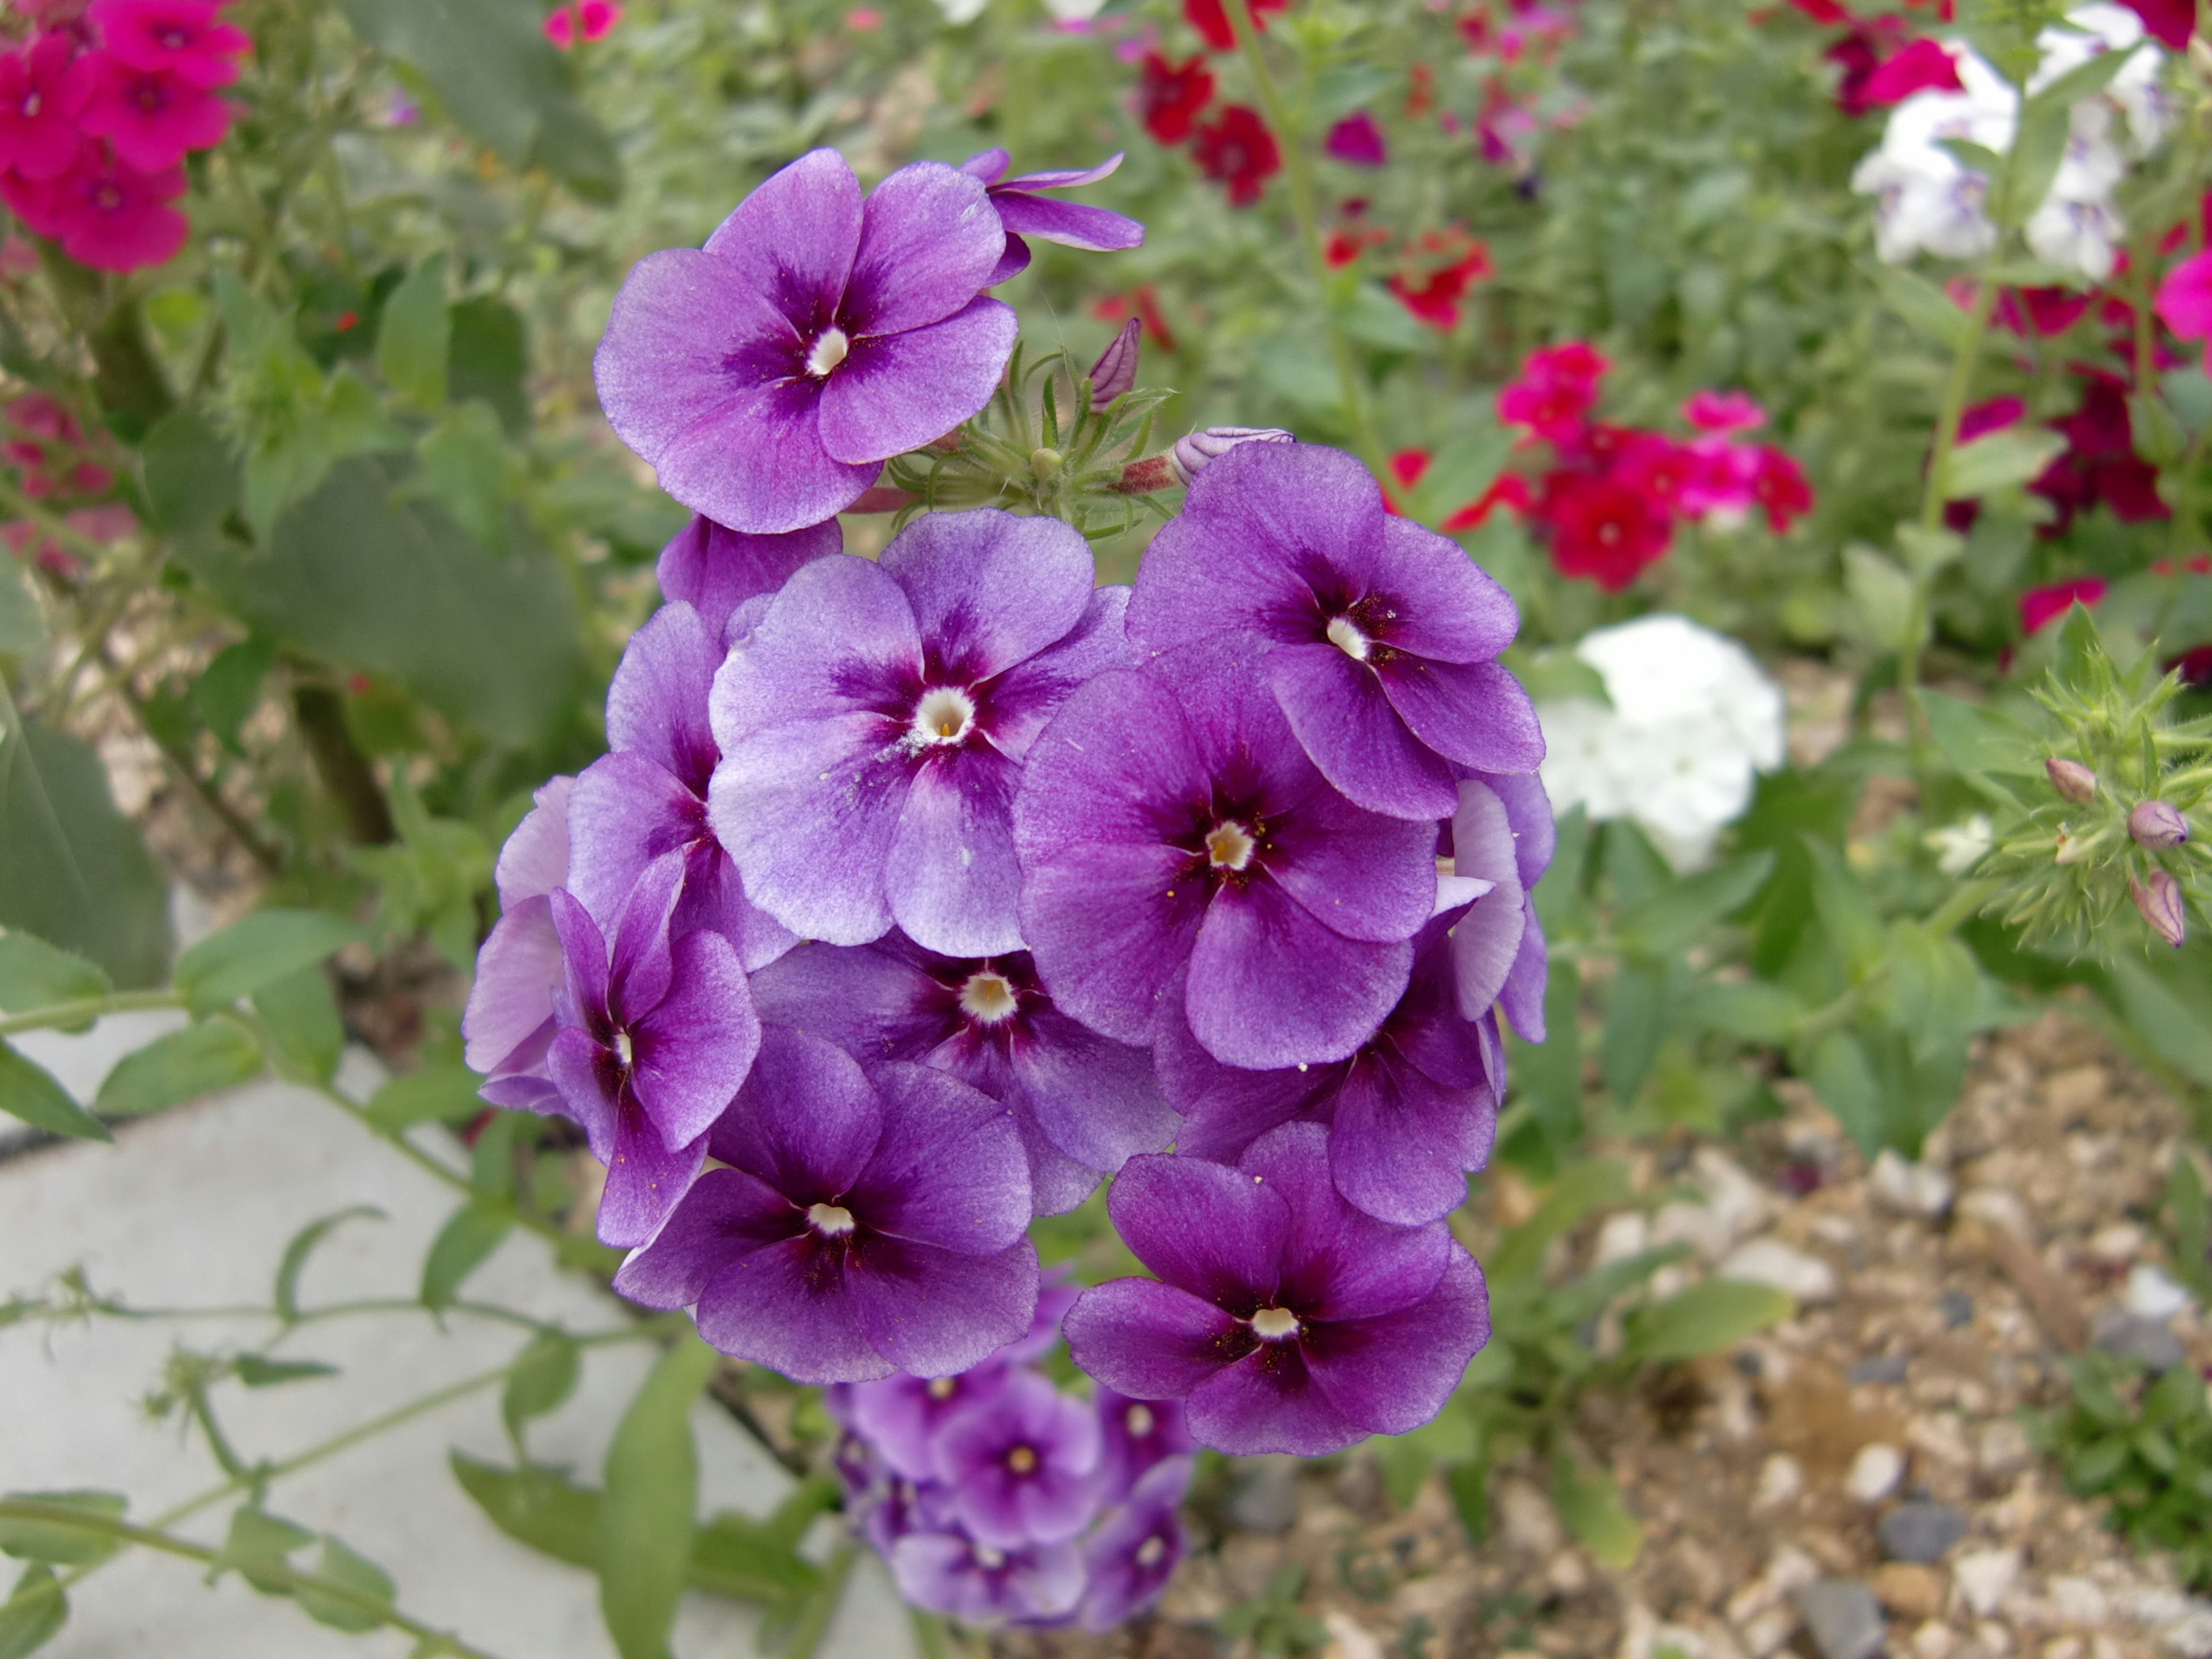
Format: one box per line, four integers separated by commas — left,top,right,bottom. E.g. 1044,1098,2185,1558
782,1540,858,1659
0,1500,512,1659
911,1609,954,1659
1224,3,1387,475
0,990,184,1039
1795,878,2000,1046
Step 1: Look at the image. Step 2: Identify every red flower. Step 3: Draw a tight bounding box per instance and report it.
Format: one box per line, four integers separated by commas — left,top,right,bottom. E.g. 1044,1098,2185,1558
1183,0,1285,52
1091,285,1176,352
0,35,93,181
1497,340,1609,440
1858,37,1962,107
1825,18,1907,117
1538,469,1673,590
2020,576,2107,636
87,0,249,89
1614,431,1696,513
1385,236,1490,331
1192,104,1278,207
2118,0,2192,49
2169,643,2212,687
1994,285,2092,337
1381,447,1530,531
1787,0,1853,23
75,53,229,171
1748,446,1813,533
1137,52,1214,145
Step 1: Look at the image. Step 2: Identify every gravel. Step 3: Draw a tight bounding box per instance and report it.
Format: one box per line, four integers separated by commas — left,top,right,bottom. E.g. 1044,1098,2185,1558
1874,1501,1966,1563
1791,1579,1886,1659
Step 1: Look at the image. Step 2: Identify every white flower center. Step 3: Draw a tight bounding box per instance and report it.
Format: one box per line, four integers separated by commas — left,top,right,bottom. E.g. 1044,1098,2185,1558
974,1544,1006,1569
1135,1535,1167,1567
1006,1444,1038,1475
911,685,976,746
805,326,850,377
21,93,39,118
1206,821,1256,871
927,1376,957,1400
1125,1403,1155,1438
807,1202,856,1237
612,1028,634,1070
959,970,1018,1025
1249,1306,1299,1340
1326,615,1371,661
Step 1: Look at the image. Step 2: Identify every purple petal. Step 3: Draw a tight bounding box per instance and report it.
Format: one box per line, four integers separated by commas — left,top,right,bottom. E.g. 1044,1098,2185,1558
878,508,1094,684
991,192,1145,253
547,889,609,1024
843,159,1006,338
846,1233,1040,1378
998,152,1124,191
960,148,1011,183
656,515,842,638
1388,915,1493,1090
850,1366,1013,1482
680,843,798,973
1142,637,1327,810
1240,1120,1449,1319
1498,902,1547,1042
607,602,722,793
986,233,1032,286
710,1025,882,1200
1264,642,1460,820
711,554,921,742
1078,1456,1189,1632
1104,1151,1285,1307
711,730,915,948
847,1062,1031,1254
495,776,571,909
604,851,686,1025
1471,768,1556,891
547,1023,620,1147
1009,1005,1179,1176
630,929,759,1150
565,752,703,932
1062,1278,1253,1399
1379,656,1546,774
612,1164,800,1309
1370,515,1520,664
889,1532,1083,1624
463,896,562,1075
1185,878,1415,1069
1450,779,1530,1015
1301,1245,1490,1436
747,938,941,1057
1184,1343,1364,1456
1262,760,1440,941
1016,1107,1108,1215
700,147,862,325
817,297,1018,464
599,1102,708,1248
1154,981,1336,1163
696,1234,892,1382
984,585,1136,762
885,744,1026,957
1328,1057,1494,1226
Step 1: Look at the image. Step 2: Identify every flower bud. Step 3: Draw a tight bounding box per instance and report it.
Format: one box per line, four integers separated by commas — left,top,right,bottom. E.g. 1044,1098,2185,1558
1088,319,1139,412
2053,827,2093,865
2132,869,2187,948
2128,800,2190,850
1029,446,1062,482
2045,756,2097,804
1168,426,1295,488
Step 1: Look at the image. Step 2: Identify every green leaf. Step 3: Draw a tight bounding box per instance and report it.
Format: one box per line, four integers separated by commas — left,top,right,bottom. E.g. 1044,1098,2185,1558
1490,1160,1631,1285
2167,1153,2211,1300
598,1335,718,1659
140,407,240,536
253,965,343,1085
449,298,530,435
191,637,274,755
2131,391,2188,468
1551,1454,1640,1567
367,1066,487,1132
0,563,37,657
1869,263,1968,349
2104,955,2212,1091
1844,543,1921,652
375,255,451,411
294,1536,395,1633
234,1355,339,1388
1895,522,1965,581
1806,838,1885,978
688,1506,824,1605
0,1493,124,1566
1920,691,2044,777
1418,419,1514,525
502,1331,582,1444
1623,1279,1794,1363
1681,980,1806,1044
0,931,109,1013
1612,851,1775,961
94,1022,263,1119
450,1455,596,1569
174,911,363,1017
0,1043,107,1142
1805,1028,1885,1154
216,1506,314,1596
1941,426,2068,499
1600,961,1669,1105
1513,955,1583,1154
1508,646,1609,706
421,1202,513,1311
274,1205,384,1321
416,401,509,550
0,1564,65,1658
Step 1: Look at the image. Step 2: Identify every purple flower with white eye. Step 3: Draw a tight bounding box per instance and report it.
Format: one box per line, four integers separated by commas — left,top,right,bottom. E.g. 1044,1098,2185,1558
1157,905,1502,1226
933,1369,1103,1548
612,1026,1039,1382
594,149,1017,535
1077,1456,1193,1633
1012,638,1437,1069
710,508,1133,957
1447,771,1552,1039
889,1530,1084,1626
850,1363,1013,1483
463,775,574,1112
1127,441,1544,820
655,514,842,644
545,852,759,1246
749,933,1176,1215
1062,1122,1490,1456
569,602,796,975
1093,1387,1194,1503
961,149,1144,285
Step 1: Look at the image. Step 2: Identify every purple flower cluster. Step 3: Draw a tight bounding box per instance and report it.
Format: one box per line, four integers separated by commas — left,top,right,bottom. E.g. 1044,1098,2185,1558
832,1282,1196,1630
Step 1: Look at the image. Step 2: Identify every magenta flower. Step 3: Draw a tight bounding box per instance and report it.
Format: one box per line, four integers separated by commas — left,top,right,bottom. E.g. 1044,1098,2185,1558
2157,247,2212,374
1126,441,1542,821
889,1530,1083,1626
88,0,249,87
75,56,229,171
748,933,1176,1214
709,509,1132,957
1062,1122,1490,1456
1093,1387,1194,1503
463,775,575,1113
1321,111,1388,167
594,149,1017,535
933,1369,1103,1548
22,147,188,272
654,513,840,642
1012,637,1438,1069
0,36,93,180
960,149,1144,285
546,852,760,1245
1077,1457,1192,1633
1680,389,1766,434
612,1027,1039,1381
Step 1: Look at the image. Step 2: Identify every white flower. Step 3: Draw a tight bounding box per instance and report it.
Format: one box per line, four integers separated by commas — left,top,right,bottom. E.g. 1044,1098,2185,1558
2027,192,2125,281
935,0,990,21
1042,0,1109,16
1927,813,1994,875
1536,615,1787,869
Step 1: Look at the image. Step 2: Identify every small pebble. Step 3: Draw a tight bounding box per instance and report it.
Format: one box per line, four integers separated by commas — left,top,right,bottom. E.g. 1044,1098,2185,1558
2091,1307,2186,1373
1937,1290,1974,1330
1953,1547,2022,1619
2127,1262,2194,1321
1719,1237,1839,1304
1870,1149,1955,1218
1753,1453,1804,1513
1225,1455,1300,1533
1870,1561,1948,1621
1878,1500,1967,1563
1794,1579,1887,1659
1848,1354,1910,1385
1846,1442,1906,1504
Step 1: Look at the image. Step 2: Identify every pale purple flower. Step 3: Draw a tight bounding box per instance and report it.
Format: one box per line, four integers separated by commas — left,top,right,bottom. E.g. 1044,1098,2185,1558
889,1529,1084,1626
749,933,1176,1214
612,1026,1039,1382
850,1365,1014,1483
1077,1456,1192,1633
710,509,1134,957
1446,771,1552,1040
2130,800,2190,850
545,851,760,1245
1093,1387,1194,1503
1062,1122,1490,1456
1011,638,1437,1069
933,1369,1103,1548
463,775,574,1113
655,514,842,643
1128,441,1544,820
1323,111,1388,167
1156,905,1502,1226
961,149,1145,285
594,149,1018,535
2133,868,2188,947
1168,425,1291,487
862,1475,960,1559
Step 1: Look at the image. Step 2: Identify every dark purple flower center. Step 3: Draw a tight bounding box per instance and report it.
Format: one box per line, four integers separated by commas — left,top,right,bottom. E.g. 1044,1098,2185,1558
1314,592,1403,665
129,77,169,115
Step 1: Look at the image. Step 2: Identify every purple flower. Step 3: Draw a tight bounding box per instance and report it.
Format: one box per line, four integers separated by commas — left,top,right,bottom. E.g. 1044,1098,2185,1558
1088,319,1140,411
1011,638,1438,1069
655,514,842,643
1077,1456,1193,1633
850,1365,1013,1483
1157,906,1502,1226
612,1026,1039,1382
889,1529,1084,1626
749,933,1176,1214
569,602,797,975
1447,772,1552,1040
1168,425,1293,487
1062,1122,1490,1456
961,148,1145,285
1322,111,1388,168
1093,1387,1194,1503
593,149,1017,535
1127,441,1544,820
546,852,760,1245
463,775,574,1112
710,508,1134,957
933,1369,1103,1548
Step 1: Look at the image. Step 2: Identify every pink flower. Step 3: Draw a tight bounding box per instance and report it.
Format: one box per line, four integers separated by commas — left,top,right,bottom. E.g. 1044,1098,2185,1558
1496,341,1608,440
39,146,187,271
0,35,94,181
2157,248,2212,373
1858,37,1963,107
75,53,229,170
88,0,249,89
1677,438,1758,520
543,3,618,48
1614,431,1696,513
2119,0,2192,50
1323,111,1387,168
1681,389,1766,433
1748,446,1813,533
2020,576,2107,637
